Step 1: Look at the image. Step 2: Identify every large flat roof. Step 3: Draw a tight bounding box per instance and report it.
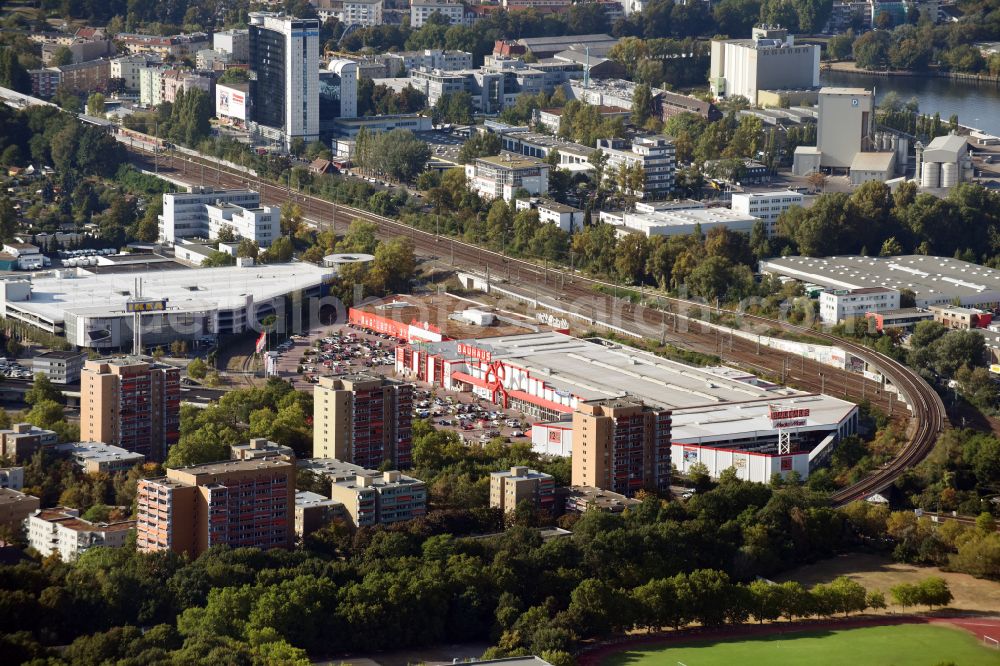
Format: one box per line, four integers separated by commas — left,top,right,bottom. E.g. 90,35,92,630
672,393,857,444
760,255,1000,306
430,331,805,409
352,293,546,340
1,263,332,324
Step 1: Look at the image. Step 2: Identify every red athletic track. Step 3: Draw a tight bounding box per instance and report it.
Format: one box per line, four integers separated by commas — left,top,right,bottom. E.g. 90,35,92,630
576,615,1000,665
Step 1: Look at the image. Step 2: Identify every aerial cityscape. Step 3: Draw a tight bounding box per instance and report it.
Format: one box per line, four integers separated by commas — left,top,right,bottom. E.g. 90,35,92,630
1,0,1000,664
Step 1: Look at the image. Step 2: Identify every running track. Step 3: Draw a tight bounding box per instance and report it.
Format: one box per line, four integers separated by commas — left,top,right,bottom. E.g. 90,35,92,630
576,615,1000,665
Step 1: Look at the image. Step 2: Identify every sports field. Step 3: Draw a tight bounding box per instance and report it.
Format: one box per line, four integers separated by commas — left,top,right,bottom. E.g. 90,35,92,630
603,623,999,666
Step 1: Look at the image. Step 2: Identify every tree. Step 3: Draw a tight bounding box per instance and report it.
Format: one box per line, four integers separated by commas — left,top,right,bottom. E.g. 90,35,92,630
86,93,105,117
853,31,891,70
631,83,653,127
280,203,303,237
25,373,62,406
915,577,953,610
458,132,502,164
51,46,75,67
187,357,208,380
0,48,31,94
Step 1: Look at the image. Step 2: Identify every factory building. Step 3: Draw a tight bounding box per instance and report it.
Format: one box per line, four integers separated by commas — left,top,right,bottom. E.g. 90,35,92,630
709,26,820,105
760,254,1000,309
915,134,973,190
792,88,907,184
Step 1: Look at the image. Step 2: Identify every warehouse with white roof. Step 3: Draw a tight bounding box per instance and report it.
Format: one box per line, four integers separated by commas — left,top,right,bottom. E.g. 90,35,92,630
0,263,335,349
760,255,1000,309
396,331,858,483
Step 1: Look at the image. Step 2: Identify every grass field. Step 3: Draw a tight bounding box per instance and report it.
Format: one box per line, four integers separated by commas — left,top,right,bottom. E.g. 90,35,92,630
604,624,999,666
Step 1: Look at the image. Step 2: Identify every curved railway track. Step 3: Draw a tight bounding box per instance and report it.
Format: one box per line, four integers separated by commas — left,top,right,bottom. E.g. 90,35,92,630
127,142,948,504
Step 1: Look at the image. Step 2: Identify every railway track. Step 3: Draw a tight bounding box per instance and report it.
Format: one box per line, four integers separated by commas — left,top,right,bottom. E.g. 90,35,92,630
127,143,948,504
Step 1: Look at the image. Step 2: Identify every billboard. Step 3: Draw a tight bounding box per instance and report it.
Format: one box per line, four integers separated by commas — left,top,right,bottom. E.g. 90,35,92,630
126,299,167,313
216,84,246,121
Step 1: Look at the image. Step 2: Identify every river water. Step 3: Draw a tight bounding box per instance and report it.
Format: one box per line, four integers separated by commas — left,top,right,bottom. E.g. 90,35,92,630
820,69,1000,135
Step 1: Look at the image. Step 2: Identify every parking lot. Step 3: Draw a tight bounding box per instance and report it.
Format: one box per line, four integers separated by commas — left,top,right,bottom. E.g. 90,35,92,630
267,323,534,446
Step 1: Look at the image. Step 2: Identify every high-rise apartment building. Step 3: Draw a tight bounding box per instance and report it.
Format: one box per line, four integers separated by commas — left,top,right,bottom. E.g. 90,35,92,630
571,397,671,497
328,470,426,528
489,465,555,514
135,458,295,556
248,12,319,149
312,374,414,469
80,357,181,462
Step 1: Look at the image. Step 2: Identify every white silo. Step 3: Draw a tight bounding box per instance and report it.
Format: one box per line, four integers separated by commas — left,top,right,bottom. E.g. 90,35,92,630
941,162,958,188
922,161,940,188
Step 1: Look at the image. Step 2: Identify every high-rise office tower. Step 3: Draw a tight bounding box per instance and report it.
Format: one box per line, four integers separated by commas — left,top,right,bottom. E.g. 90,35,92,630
572,397,671,497
312,374,414,469
136,457,295,556
80,357,180,462
248,12,319,149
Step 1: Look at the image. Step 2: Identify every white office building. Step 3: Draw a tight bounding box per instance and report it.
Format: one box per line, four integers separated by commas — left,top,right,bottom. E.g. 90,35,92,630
159,187,277,246
598,137,676,198
214,29,249,62
709,26,820,104
603,201,759,238
410,0,467,26
249,13,320,149
0,466,24,490
25,507,134,562
730,190,804,236
819,287,902,324
466,154,550,202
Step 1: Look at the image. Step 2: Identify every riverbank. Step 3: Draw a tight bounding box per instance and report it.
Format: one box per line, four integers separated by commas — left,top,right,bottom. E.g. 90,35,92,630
824,60,1000,84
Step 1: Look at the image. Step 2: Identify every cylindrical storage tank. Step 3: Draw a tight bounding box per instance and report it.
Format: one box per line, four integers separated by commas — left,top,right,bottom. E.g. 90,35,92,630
941,162,958,188
922,161,940,188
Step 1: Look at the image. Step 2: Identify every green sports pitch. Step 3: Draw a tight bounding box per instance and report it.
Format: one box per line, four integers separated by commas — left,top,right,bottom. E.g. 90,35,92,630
603,623,999,666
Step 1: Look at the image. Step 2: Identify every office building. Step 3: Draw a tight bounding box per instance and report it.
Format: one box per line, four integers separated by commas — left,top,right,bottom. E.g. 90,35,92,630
53,441,146,475
135,457,295,556
730,190,804,236
320,60,359,128
602,202,759,238
915,134,973,190
571,397,671,497
930,305,993,330
380,48,473,75
328,470,427,528
864,308,934,333
709,26,820,104
0,488,40,531
214,29,249,62
759,255,1000,310
25,507,135,562
465,154,550,202
80,357,181,462
597,136,676,198
294,490,345,537
0,466,23,490
248,12,320,149
32,350,86,385
313,375,414,469
410,0,467,27
158,187,277,246
489,466,555,514
231,438,295,461
0,423,59,463
819,287,901,324
515,198,585,232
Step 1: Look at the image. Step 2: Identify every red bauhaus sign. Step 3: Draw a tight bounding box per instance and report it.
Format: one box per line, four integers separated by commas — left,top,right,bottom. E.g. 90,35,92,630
457,342,492,362
768,407,810,421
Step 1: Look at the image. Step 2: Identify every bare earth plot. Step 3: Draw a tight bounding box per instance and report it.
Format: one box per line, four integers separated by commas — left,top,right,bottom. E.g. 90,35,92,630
775,552,1000,614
